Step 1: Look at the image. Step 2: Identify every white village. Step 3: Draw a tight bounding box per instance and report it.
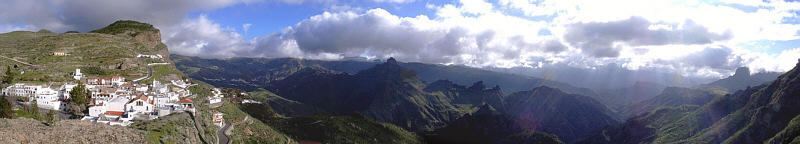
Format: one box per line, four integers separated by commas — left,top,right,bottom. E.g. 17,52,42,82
1,67,228,127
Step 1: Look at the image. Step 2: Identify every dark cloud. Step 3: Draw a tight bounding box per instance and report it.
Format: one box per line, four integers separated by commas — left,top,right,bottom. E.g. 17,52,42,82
292,10,445,56
543,39,567,52
0,0,251,32
564,16,732,57
286,9,567,64
0,1,65,30
680,46,739,70
650,46,742,76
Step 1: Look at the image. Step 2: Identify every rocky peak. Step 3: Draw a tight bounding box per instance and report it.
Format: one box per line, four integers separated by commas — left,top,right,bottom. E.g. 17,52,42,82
468,81,487,91
733,67,750,78
385,57,398,66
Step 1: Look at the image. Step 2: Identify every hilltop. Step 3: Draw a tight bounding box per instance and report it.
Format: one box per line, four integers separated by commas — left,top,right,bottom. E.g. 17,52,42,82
0,20,177,83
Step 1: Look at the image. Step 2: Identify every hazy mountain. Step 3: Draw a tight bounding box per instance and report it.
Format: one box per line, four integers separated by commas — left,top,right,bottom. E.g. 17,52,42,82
504,86,621,142
595,81,667,113
706,67,782,92
486,63,708,89
266,58,466,131
576,59,800,143
621,86,728,118
423,80,507,113
172,55,600,97
230,58,621,142
424,104,564,144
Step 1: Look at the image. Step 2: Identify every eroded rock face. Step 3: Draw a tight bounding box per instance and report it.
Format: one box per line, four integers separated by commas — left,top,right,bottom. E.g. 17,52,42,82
134,29,161,49
0,118,147,143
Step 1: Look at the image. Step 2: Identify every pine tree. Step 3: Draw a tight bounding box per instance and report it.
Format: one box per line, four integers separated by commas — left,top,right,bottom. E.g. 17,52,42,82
30,99,40,120
46,110,54,125
0,94,12,118
68,82,89,105
2,66,13,84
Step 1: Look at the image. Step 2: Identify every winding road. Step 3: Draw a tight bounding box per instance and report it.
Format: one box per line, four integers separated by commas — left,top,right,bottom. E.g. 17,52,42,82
131,67,152,82
217,121,232,144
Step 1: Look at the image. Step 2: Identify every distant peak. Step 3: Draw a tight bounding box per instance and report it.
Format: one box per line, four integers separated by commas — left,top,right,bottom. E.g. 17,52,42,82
468,81,486,90
385,57,398,66
734,67,750,77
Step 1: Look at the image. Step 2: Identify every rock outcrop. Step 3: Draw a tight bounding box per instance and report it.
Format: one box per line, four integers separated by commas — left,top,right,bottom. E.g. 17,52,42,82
134,29,161,49
0,118,146,143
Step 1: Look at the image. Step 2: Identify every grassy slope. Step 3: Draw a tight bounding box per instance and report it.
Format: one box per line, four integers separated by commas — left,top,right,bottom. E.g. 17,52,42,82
267,114,422,144
0,31,154,82
765,114,800,144
213,102,295,144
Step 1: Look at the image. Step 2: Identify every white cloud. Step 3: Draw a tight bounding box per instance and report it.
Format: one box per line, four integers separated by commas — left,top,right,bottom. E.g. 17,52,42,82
2,0,799,79
242,23,252,37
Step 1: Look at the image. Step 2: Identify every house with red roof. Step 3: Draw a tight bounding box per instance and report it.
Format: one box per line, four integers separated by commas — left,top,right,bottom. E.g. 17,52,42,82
212,110,225,127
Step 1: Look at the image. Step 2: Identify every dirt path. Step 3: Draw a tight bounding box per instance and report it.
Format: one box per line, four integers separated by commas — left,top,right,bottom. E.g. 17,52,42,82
0,55,40,67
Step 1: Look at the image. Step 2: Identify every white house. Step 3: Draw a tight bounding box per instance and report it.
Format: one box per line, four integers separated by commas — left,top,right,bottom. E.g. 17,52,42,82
88,96,128,117
152,82,168,94
107,96,129,113
88,103,106,117
73,68,82,80
126,94,154,115
111,76,125,86
35,87,66,111
136,54,163,59
209,96,222,105
2,83,35,97
90,87,117,104
154,96,174,108
241,99,262,104
209,88,223,105
86,77,112,86
135,84,149,92
175,99,195,113
170,79,193,88
60,83,78,100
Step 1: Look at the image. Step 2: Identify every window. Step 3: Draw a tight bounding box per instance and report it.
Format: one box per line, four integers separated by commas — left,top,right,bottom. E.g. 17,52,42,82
137,101,143,106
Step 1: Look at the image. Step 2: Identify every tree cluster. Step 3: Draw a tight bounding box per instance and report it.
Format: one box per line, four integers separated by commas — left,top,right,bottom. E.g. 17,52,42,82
67,83,91,115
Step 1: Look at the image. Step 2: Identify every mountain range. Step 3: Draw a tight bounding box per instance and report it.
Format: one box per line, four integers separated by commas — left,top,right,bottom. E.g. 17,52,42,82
173,53,796,143
2,19,798,144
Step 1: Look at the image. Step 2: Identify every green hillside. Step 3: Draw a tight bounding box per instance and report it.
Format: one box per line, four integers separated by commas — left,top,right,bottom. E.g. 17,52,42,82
0,22,171,83
622,86,728,118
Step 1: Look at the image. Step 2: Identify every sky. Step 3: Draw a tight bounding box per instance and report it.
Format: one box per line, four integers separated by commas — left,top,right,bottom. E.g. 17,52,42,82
1,0,800,79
